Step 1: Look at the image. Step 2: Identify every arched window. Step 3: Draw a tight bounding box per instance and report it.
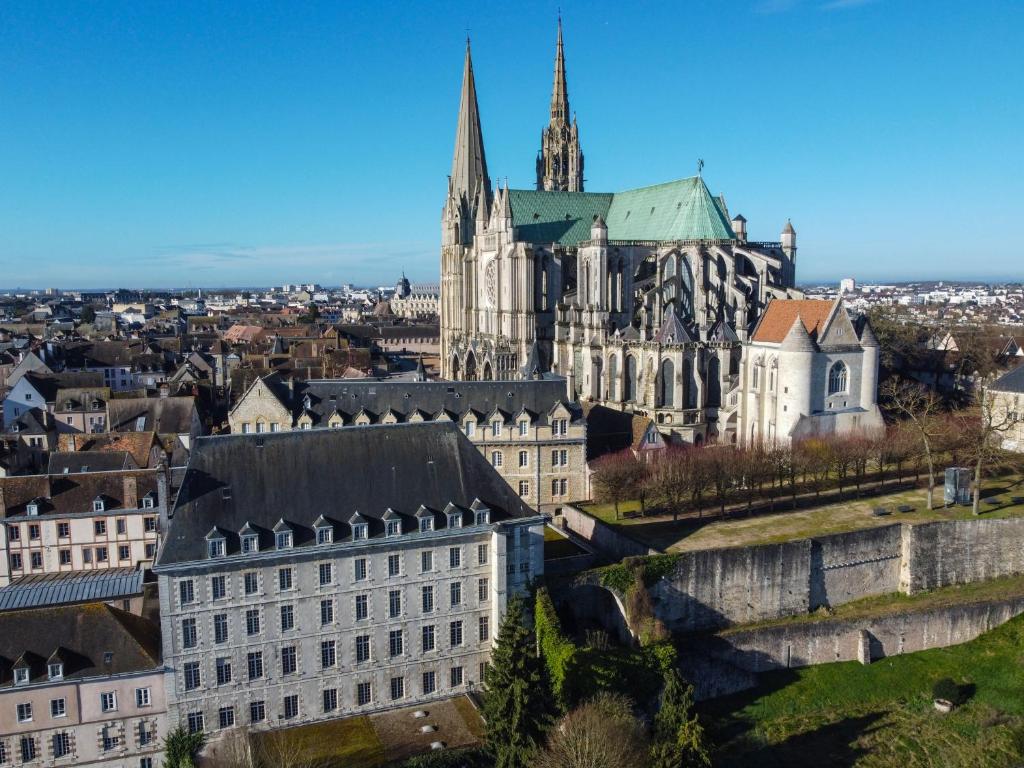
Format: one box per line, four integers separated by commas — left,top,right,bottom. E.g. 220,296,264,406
658,359,675,408
624,355,638,402
828,361,848,395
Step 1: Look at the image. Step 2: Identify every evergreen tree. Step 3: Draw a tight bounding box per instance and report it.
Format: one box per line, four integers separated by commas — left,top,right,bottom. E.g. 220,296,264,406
482,594,551,768
162,725,206,768
650,668,712,768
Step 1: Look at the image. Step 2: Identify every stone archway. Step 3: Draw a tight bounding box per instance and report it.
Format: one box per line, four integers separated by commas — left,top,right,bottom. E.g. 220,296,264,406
465,351,477,381
482,361,493,381
451,355,461,381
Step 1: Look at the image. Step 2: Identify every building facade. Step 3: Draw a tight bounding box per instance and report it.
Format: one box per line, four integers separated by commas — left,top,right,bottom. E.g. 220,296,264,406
154,424,544,742
990,364,1024,453
438,25,882,445
227,377,588,508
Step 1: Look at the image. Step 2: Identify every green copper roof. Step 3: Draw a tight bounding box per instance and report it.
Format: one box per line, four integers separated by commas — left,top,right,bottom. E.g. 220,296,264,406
508,176,735,246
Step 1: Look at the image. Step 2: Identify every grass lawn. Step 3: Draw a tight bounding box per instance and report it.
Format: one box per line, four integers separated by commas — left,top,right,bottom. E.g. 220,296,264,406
581,475,1024,553
252,715,384,767
544,524,588,559
704,613,1024,767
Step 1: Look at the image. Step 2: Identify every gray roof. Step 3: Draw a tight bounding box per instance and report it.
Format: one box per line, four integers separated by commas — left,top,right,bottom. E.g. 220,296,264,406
291,378,581,427
48,451,137,474
992,363,1024,394
0,568,144,612
159,422,535,566
107,396,196,434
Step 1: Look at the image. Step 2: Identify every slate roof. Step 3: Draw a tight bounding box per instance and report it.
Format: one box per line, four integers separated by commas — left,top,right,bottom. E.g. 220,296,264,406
0,568,144,612
107,396,196,434
289,378,581,427
992,363,1024,394
0,469,159,518
0,603,160,686
751,299,837,344
160,422,535,566
507,176,735,246
48,451,137,474
64,432,163,468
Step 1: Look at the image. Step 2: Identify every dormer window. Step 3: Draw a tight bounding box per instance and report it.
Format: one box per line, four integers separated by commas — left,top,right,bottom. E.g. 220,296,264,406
275,530,293,549
208,538,225,558
519,419,529,436
465,420,475,437
26,500,40,516
317,526,333,545
447,512,463,529
352,523,368,541
491,419,502,435
475,509,490,525
141,492,156,510
93,497,105,513
48,663,63,681
14,667,29,686
386,519,402,537
419,517,434,533
241,533,259,553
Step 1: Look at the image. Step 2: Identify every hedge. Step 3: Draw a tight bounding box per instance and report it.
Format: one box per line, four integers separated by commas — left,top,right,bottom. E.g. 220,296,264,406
535,587,580,711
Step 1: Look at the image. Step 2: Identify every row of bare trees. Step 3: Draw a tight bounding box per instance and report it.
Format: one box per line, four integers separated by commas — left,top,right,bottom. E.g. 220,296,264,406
591,378,1021,521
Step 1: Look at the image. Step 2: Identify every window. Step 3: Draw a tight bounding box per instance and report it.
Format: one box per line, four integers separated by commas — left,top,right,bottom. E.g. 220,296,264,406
386,519,402,537
283,693,300,719
491,419,502,435
8,526,19,542
136,687,152,707
448,548,462,570
518,480,530,498
551,478,568,496
211,576,227,603
208,539,224,558
216,657,232,685
388,553,401,577
491,450,503,467
352,523,368,541
275,530,293,549
48,662,63,680
475,508,490,525
421,550,433,572
280,604,295,631
422,624,436,651
139,721,155,746
241,534,258,553
356,682,372,706
28,524,39,540
316,526,333,545
450,620,464,646
321,640,336,668
93,519,106,536
422,585,434,613
187,711,204,734
9,553,21,571
323,688,338,712
243,572,259,595
552,448,568,467
553,418,568,436
30,551,42,570
57,522,70,537
451,666,464,687
218,706,235,729
389,629,404,657
250,700,266,723
478,577,489,602
116,518,127,535
13,667,28,685
246,608,261,636
354,557,367,581
355,635,371,663
141,757,155,768
53,732,71,758
183,663,201,691
55,548,69,566
16,702,32,723
320,599,334,625
19,737,35,762
247,652,264,680
828,361,848,395
419,516,434,533
145,542,156,558
278,567,293,591
93,499,105,513
390,676,405,701
179,579,195,605
465,421,475,437
388,589,402,618
518,450,529,468
214,613,229,644
319,562,333,585
422,670,436,695
51,697,66,717
281,646,297,675
182,617,197,649
355,593,369,621
479,615,490,642
450,581,462,607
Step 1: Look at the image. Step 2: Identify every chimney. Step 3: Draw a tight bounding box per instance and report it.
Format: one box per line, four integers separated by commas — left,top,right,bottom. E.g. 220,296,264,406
156,462,170,527
123,475,139,509
0,486,6,517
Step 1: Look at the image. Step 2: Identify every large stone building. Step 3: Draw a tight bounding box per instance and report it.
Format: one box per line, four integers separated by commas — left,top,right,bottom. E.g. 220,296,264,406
439,25,882,444
154,424,544,739
228,376,587,508
990,363,1024,452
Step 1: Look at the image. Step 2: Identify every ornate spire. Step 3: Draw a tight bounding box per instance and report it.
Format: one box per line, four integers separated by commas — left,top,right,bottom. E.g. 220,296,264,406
450,38,491,229
536,17,584,192
550,16,569,124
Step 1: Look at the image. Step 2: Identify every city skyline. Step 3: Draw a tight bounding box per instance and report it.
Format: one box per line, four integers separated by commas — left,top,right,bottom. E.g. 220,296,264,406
2,0,1022,287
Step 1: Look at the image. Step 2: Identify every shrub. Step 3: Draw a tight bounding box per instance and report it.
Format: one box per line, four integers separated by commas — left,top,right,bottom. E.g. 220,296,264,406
400,747,490,768
932,677,961,704
535,588,580,711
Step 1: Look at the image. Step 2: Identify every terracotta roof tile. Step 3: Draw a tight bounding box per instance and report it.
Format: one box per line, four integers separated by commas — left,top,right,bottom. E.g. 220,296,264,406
751,299,836,344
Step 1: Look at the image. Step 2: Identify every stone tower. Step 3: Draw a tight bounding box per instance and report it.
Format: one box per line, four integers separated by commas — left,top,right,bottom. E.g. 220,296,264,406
536,18,584,192
441,38,492,377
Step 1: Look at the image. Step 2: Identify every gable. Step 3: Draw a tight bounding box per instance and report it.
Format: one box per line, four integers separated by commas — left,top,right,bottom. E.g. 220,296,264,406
817,304,858,347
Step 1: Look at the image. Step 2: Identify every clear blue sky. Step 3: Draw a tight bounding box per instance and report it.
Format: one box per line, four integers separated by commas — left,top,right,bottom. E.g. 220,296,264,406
1,0,1022,289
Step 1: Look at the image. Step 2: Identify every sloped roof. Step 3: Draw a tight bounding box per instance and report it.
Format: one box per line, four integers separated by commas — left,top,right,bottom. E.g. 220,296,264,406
107,396,196,435
508,190,613,245
0,568,144,612
751,299,837,344
160,422,535,565
0,469,159,518
992,363,1024,394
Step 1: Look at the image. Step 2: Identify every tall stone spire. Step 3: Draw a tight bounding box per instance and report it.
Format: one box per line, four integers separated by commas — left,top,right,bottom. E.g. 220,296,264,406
450,37,491,233
537,18,584,192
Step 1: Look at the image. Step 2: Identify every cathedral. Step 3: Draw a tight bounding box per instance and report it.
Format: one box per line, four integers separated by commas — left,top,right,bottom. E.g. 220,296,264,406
439,22,883,445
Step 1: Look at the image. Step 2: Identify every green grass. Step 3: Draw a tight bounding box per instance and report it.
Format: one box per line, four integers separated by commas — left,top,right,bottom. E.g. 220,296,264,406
252,715,385,768
543,525,588,559
452,695,485,740
705,613,1024,767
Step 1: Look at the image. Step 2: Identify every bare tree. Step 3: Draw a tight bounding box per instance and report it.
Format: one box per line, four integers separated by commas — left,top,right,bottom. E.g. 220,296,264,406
882,377,948,509
536,692,648,768
591,450,645,520
646,448,690,523
960,378,1016,515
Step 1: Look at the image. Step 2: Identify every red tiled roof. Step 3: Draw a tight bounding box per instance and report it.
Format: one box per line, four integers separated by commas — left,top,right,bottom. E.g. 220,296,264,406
751,299,836,344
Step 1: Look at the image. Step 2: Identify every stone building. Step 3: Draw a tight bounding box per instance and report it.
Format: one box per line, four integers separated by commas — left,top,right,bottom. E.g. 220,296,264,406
154,424,544,739
228,376,587,508
438,25,882,445
391,274,440,320
0,468,165,587
0,603,165,768
990,363,1024,452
